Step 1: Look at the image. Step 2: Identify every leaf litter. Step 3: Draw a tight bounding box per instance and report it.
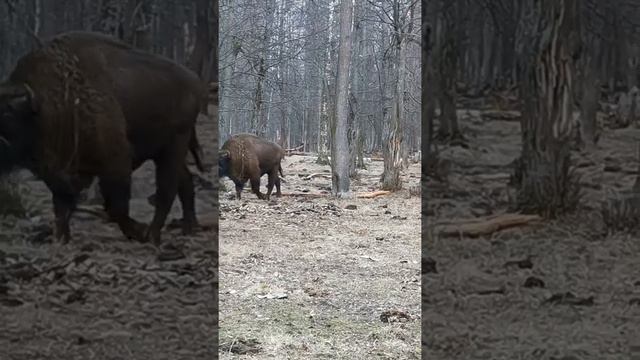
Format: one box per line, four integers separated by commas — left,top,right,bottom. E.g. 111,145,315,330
0,118,217,359
219,154,420,359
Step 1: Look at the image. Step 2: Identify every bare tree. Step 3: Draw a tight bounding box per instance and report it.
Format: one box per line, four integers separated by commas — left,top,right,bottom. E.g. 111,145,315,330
381,0,416,190
332,0,354,196
432,0,463,144
219,0,421,193
422,1,432,156
514,0,582,217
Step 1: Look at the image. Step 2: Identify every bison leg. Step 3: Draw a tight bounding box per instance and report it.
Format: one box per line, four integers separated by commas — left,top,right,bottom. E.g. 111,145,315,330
46,175,93,243
99,176,146,242
177,164,198,235
275,174,282,197
98,183,116,223
147,146,186,244
233,180,244,200
51,192,75,243
249,176,265,200
266,169,278,200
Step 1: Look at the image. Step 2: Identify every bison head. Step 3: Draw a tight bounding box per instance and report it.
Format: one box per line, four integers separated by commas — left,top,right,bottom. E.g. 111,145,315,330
218,149,231,178
0,83,38,175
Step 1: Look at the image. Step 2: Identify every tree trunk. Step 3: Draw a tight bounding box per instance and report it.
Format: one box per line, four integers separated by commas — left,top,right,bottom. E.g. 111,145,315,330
331,0,354,197
210,0,219,347
434,0,462,143
422,18,436,157
348,93,359,177
381,0,412,190
189,0,212,111
97,0,122,36
276,1,289,147
515,0,581,217
578,55,600,149
252,0,274,137
252,57,266,135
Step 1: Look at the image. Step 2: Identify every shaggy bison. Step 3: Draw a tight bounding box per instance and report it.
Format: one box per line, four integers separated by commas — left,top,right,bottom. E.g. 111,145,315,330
219,133,284,200
0,31,206,244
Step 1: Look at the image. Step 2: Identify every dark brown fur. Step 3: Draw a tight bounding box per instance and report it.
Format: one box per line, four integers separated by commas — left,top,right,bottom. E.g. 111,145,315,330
0,31,206,244
219,133,285,200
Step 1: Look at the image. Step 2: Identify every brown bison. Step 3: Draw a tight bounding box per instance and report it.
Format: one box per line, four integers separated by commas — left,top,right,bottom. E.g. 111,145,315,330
0,31,206,244
219,133,284,200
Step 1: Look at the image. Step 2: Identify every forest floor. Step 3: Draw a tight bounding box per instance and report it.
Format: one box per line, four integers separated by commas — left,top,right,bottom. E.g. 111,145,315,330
424,109,640,359
218,154,421,359
0,114,218,360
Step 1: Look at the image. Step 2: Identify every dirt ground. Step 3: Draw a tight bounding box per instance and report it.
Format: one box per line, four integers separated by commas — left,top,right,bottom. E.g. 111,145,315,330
424,110,640,359
0,114,217,360
218,154,421,359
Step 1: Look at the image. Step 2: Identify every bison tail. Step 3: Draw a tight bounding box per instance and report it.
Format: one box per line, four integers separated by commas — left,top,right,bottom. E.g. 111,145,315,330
278,163,284,178
189,128,205,173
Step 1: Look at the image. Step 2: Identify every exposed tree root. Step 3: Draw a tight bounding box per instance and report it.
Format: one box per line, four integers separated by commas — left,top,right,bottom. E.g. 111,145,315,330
435,213,542,238
357,190,391,198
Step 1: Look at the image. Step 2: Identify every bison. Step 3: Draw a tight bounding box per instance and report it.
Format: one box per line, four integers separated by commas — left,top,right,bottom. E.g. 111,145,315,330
219,133,284,200
0,31,206,245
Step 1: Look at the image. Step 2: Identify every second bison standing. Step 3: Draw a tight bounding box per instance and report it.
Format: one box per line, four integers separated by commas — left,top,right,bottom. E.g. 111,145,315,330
219,133,284,200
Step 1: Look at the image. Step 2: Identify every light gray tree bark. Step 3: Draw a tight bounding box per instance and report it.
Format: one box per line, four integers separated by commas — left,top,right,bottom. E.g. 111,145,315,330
515,0,581,217
331,0,354,197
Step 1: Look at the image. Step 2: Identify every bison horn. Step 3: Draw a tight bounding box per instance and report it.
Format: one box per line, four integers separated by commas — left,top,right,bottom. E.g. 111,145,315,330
23,83,38,112
22,83,35,101
0,83,37,112
219,149,230,159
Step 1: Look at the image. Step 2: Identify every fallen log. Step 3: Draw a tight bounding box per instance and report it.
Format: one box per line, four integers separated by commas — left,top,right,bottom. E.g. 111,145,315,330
480,110,521,121
284,144,305,154
473,173,511,181
435,213,542,238
279,192,330,198
287,151,316,156
303,173,332,180
277,190,392,199
356,190,391,199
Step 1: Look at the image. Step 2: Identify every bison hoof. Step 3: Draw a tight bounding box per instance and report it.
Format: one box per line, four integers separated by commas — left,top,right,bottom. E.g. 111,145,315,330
123,222,148,243
55,232,71,244
182,219,199,235
147,194,157,207
143,228,162,245
54,227,71,243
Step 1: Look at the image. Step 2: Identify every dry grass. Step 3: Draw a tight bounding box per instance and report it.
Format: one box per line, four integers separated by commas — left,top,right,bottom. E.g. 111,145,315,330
219,155,421,359
425,110,640,359
0,115,217,359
